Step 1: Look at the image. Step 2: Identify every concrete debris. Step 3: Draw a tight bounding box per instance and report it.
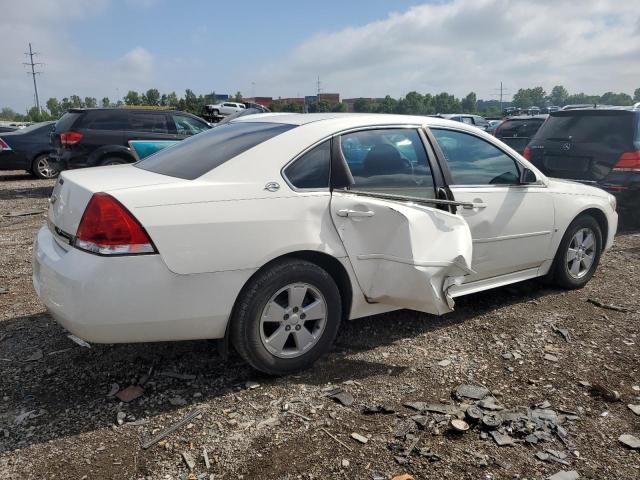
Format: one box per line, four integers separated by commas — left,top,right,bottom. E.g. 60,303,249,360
182,452,196,471
454,384,490,400
116,385,144,403
618,434,640,449
350,432,368,444
548,471,580,480
325,387,354,406
67,334,91,348
627,404,640,416
490,430,515,446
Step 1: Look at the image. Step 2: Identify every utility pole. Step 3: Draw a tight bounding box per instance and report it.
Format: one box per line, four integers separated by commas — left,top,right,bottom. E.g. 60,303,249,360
316,76,321,106
24,43,43,112
492,82,510,115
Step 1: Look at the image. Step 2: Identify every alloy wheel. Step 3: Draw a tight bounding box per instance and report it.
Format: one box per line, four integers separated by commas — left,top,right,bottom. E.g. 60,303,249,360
259,282,328,359
36,156,57,179
566,228,596,279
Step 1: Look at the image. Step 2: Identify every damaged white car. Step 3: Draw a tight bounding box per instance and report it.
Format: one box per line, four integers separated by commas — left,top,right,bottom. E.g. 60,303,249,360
33,113,617,374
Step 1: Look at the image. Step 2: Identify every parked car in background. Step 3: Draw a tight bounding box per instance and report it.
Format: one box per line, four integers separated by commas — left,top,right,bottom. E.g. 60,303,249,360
49,108,211,171
486,119,502,134
129,108,275,160
0,121,56,178
206,102,246,117
431,114,489,130
0,126,18,133
525,106,639,223
493,114,548,154
34,113,617,375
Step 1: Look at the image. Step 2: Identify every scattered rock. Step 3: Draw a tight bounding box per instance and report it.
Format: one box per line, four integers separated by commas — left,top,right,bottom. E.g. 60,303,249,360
116,385,144,403
490,430,514,446
169,396,187,406
257,417,280,429
245,381,260,389
590,384,620,402
454,384,490,400
341,459,350,468
627,404,640,416
116,411,126,426
106,383,119,397
450,418,469,432
182,452,196,471
437,359,452,367
618,434,640,449
363,404,395,415
326,387,354,406
25,349,43,361
544,353,559,362
67,334,91,348
351,432,368,444
548,471,580,480
159,371,196,381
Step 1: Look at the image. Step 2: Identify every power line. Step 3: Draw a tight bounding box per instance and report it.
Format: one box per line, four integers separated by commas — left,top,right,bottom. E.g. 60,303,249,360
491,81,511,112
23,43,44,112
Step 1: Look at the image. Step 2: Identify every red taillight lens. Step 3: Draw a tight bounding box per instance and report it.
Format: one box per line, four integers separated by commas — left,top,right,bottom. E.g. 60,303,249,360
612,151,640,172
60,131,83,146
523,146,531,160
0,137,11,151
75,193,155,255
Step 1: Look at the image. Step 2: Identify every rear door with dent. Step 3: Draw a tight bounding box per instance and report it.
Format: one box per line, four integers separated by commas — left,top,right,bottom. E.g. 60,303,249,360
330,126,474,315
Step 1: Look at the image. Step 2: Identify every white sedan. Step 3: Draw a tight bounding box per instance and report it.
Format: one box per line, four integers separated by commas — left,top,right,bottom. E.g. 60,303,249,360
33,113,618,374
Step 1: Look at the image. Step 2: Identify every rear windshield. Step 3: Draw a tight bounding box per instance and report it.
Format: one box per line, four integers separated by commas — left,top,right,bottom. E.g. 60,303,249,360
135,121,295,179
498,119,544,137
54,112,82,132
534,112,634,144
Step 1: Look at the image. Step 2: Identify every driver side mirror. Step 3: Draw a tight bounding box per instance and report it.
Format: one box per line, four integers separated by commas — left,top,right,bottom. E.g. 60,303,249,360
520,167,538,184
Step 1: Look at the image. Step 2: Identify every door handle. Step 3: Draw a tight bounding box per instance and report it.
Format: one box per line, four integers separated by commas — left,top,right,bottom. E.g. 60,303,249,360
462,202,487,210
337,209,375,218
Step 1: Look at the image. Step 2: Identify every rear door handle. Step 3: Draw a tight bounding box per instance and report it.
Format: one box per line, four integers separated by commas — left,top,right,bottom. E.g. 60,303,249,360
337,209,375,218
462,202,487,210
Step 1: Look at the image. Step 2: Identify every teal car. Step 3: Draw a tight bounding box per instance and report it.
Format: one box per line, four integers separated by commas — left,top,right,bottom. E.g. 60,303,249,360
129,140,181,160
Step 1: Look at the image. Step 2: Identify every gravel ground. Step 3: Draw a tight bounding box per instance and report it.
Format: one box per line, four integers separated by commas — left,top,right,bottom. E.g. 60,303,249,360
0,170,639,480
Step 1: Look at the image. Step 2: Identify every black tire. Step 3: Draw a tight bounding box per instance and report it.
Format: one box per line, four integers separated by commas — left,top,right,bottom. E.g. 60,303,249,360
100,157,127,166
31,154,58,179
230,259,342,375
549,215,602,289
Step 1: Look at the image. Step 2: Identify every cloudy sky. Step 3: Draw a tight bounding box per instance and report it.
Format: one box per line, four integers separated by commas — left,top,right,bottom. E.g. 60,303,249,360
2,0,639,112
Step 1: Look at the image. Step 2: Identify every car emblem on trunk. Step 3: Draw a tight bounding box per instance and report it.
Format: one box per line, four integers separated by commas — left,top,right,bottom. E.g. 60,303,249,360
561,142,572,151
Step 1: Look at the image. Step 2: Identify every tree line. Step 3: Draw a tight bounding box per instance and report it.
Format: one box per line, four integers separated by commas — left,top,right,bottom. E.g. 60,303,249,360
1,86,639,123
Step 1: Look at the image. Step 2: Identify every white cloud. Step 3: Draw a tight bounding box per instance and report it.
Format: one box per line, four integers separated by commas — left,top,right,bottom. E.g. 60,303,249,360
256,0,640,100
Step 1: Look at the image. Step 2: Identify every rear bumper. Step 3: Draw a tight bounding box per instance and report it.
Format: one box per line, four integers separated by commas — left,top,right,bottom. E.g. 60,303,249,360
33,225,254,343
48,151,89,171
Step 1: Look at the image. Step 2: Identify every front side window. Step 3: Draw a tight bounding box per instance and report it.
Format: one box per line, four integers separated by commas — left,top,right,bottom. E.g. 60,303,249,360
431,128,520,185
339,129,436,199
172,114,210,136
284,140,330,189
460,117,474,125
136,122,295,180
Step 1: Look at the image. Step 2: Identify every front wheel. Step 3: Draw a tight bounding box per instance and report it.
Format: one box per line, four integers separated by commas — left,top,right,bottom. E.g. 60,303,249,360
230,259,342,375
31,154,58,179
550,215,602,289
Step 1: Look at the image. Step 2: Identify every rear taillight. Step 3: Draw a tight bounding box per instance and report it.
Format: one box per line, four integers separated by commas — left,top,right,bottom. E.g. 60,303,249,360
612,151,640,172
523,146,531,160
60,131,83,146
0,138,11,151
74,193,155,255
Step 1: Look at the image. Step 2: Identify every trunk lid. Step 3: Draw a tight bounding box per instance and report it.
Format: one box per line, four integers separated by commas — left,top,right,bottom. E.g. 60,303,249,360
48,164,182,236
528,110,635,182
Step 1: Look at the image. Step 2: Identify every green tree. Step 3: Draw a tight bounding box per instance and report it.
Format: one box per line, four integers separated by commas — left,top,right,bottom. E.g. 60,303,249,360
331,102,347,112
69,95,84,108
634,88,640,103
375,95,398,114
123,90,141,106
565,92,600,105
143,88,160,106
46,98,62,118
101,97,110,108
461,92,477,113
0,107,19,120
433,92,461,113
166,92,179,107
233,91,243,102
353,98,374,112
60,97,72,112
548,85,569,106
27,106,51,122
600,91,633,106
512,87,546,108
84,97,97,108
308,100,332,113
396,91,426,115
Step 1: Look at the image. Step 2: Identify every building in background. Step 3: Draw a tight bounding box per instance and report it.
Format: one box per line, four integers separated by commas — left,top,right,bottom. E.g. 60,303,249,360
318,93,340,104
243,96,273,107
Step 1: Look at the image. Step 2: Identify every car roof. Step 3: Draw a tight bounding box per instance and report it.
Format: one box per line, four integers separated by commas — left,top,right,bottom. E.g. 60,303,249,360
67,107,187,114
231,112,481,129
504,114,549,120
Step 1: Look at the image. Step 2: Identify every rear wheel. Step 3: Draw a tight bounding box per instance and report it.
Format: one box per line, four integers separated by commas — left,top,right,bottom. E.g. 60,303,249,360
231,259,342,375
100,157,127,166
31,154,58,179
550,215,602,289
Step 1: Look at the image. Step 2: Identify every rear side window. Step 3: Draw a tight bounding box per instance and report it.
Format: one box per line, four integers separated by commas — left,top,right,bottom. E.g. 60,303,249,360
535,113,634,146
128,113,169,133
54,112,82,131
498,119,543,137
80,111,129,130
136,122,295,180
284,140,330,189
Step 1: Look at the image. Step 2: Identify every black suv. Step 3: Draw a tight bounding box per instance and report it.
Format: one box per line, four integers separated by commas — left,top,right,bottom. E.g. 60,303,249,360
49,108,211,170
494,114,548,154
525,106,640,221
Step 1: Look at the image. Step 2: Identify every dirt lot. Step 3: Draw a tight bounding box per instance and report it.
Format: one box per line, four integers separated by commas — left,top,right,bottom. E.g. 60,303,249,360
0,170,639,480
